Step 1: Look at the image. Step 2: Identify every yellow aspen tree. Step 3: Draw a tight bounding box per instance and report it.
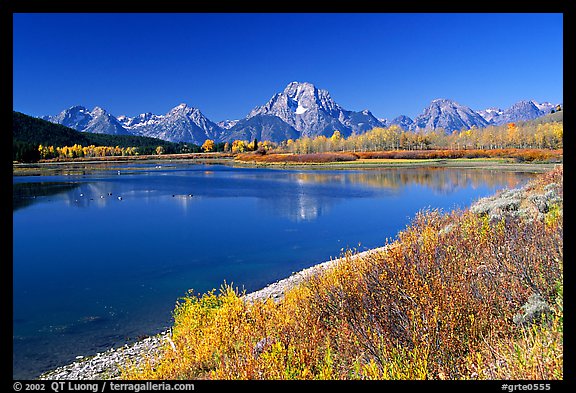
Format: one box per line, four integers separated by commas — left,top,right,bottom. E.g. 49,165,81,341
231,140,246,153
202,139,215,152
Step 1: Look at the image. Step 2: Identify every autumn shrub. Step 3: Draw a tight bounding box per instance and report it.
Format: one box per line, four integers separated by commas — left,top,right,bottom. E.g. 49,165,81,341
305,205,562,379
236,149,561,163
354,148,562,162
465,279,563,380
527,164,563,193
235,152,358,163
123,166,562,380
122,281,332,380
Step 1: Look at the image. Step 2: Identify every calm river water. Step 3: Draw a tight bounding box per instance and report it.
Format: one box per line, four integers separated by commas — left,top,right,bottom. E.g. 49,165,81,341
12,162,537,379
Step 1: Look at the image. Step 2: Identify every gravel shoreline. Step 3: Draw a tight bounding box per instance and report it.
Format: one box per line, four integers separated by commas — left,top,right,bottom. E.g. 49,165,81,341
38,247,388,380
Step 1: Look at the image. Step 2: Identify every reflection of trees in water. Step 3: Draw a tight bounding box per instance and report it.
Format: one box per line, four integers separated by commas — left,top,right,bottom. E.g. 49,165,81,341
262,169,534,221
13,182,80,211
286,168,534,195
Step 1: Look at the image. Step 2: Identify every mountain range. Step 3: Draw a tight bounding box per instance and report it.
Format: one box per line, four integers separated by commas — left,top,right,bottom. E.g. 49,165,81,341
41,81,561,145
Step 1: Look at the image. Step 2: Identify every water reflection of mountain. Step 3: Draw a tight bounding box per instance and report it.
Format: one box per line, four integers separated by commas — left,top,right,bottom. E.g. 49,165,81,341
256,172,384,222
258,189,331,222
13,182,80,211
258,168,534,221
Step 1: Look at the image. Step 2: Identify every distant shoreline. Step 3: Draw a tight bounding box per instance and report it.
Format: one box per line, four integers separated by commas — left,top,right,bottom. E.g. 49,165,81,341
13,156,559,176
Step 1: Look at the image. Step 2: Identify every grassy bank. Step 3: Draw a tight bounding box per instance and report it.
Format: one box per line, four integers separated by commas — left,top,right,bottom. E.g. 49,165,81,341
122,165,563,380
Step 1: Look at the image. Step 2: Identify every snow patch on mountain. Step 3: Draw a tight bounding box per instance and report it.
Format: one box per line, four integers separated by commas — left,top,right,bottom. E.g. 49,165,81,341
217,119,239,129
295,104,308,115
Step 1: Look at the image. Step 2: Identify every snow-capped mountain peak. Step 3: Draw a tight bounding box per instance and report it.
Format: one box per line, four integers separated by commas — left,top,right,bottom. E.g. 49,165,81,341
531,100,555,114
119,103,223,144
284,81,315,96
91,106,106,115
171,103,190,112
431,98,451,104
42,105,128,135
118,112,158,128
245,81,381,138
482,100,555,125
477,107,504,123
411,98,489,132
389,115,414,130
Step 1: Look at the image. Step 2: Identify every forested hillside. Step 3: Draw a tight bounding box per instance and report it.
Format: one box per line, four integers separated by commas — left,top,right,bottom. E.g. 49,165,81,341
12,111,200,162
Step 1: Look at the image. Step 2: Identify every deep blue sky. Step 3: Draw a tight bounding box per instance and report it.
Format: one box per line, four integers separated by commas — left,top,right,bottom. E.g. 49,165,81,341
13,13,563,121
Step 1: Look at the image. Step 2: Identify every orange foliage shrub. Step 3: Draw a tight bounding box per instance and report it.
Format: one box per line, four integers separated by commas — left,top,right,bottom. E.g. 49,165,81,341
355,148,562,162
236,152,359,163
